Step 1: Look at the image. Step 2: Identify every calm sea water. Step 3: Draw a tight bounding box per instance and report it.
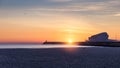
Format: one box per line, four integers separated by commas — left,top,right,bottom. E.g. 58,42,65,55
0,44,94,49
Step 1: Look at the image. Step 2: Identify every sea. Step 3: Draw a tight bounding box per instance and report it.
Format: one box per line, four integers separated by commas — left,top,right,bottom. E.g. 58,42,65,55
0,44,119,68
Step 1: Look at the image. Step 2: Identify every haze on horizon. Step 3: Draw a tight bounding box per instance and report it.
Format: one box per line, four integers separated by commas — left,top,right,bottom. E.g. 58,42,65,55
0,0,120,42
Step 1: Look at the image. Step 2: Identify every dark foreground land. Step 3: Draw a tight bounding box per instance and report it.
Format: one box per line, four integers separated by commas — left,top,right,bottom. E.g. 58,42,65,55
0,47,120,68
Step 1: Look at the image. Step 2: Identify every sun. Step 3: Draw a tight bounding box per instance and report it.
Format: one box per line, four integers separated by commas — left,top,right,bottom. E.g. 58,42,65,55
68,39,73,44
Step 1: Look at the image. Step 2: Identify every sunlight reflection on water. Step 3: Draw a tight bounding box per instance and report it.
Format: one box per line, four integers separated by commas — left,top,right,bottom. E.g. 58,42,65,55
0,44,94,49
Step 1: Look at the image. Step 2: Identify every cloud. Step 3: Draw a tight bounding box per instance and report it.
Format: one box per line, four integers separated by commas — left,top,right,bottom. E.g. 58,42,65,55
35,0,120,13
1,0,120,16
26,2,106,13
49,0,72,2
113,13,120,16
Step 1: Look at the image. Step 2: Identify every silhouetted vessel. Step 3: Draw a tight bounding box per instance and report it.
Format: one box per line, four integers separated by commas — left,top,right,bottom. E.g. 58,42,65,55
80,32,120,47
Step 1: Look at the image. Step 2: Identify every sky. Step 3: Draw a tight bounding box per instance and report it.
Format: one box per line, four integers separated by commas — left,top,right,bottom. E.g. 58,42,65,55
0,0,120,42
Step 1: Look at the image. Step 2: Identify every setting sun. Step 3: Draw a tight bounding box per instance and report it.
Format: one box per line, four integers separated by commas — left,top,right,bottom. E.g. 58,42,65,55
68,39,73,44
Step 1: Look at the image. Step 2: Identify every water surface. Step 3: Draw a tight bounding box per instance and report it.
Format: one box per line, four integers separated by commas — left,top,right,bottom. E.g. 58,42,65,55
0,44,93,49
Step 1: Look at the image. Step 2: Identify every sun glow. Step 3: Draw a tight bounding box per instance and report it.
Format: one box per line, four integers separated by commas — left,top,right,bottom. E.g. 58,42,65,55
68,39,73,44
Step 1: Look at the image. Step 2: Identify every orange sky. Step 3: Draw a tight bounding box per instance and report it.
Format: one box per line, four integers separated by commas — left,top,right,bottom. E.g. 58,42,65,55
0,22,119,42
0,0,120,42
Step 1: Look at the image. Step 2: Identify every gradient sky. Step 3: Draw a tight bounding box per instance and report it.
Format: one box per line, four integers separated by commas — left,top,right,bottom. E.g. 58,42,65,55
0,0,120,42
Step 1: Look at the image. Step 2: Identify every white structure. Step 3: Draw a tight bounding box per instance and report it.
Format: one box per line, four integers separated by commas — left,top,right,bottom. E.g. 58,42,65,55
88,32,118,42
